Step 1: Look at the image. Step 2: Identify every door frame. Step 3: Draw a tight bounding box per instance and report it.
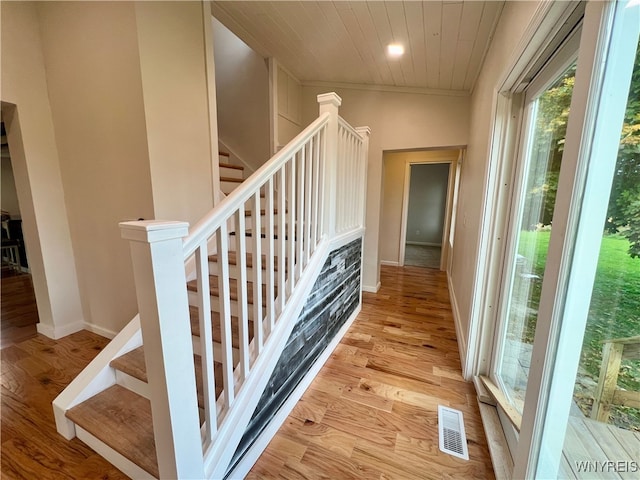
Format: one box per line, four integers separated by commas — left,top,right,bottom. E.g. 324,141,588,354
398,157,459,270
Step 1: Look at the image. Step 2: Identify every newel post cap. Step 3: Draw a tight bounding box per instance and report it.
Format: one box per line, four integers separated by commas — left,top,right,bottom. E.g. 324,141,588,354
355,126,371,137
120,220,189,243
317,92,342,108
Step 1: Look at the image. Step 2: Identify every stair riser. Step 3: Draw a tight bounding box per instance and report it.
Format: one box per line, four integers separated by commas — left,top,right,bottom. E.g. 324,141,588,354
190,336,238,364
228,238,289,256
187,290,266,321
208,261,259,279
219,166,243,180
208,261,286,279
221,180,242,194
115,370,151,400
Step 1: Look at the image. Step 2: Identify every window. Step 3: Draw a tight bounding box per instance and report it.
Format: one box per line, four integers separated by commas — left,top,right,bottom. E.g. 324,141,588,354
473,1,640,478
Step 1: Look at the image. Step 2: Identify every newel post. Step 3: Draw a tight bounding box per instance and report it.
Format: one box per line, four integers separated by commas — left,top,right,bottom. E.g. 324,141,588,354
355,126,371,229
120,220,205,479
317,92,342,238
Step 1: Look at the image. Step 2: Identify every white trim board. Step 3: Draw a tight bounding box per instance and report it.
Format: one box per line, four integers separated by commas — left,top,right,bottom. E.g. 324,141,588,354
362,282,381,293
84,322,118,340
379,260,399,267
302,80,470,98
448,273,468,380
37,320,84,340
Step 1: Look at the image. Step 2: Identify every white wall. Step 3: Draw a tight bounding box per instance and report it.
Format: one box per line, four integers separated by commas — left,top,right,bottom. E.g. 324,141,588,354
135,2,215,224
1,1,85,338
36,1,156,336
406,163,450,245
381,149,459,264
449,1,542,355
302,86,470,291
212,16,270,172
276,65,303,148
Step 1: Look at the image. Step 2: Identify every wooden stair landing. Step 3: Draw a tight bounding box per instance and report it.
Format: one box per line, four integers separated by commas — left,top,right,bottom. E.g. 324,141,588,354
66,384,158,478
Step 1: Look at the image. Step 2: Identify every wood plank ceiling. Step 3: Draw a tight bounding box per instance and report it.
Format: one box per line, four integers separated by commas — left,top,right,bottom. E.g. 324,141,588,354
211,1,505,94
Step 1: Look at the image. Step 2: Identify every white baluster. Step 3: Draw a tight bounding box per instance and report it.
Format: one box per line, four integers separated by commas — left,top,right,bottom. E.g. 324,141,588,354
287,155,296,295
251,191,264,355
234,206,249,380
312,129,322,249
276,168,286,313
264,178,276,334
216,223,235,406
296,146,305,280
196,240,217,442
304,138,313,265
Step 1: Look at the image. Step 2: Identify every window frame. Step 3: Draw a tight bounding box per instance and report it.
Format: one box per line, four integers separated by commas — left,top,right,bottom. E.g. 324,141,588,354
489,27,581,416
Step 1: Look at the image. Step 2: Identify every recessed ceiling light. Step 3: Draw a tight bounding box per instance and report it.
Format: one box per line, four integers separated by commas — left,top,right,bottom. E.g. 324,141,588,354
387,43,404,58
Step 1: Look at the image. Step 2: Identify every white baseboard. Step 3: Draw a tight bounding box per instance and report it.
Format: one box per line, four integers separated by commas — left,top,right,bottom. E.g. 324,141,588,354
227,304,362,479
84,322,118,339
447,273,468,379
379,260,399,266
37,320,85,340
362,281,381,293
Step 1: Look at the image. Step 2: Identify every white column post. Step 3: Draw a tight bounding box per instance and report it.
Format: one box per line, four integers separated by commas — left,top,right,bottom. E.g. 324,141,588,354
317,92,342,238
120,220,205,480
355,126,371,229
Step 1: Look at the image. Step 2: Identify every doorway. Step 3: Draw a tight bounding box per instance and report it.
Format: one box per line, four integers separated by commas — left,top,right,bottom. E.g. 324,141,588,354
401,163,450,269
379,148,461,271
1,120,39,347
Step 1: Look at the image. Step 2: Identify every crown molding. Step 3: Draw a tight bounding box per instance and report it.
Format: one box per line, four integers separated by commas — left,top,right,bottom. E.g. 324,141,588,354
301,80,470,98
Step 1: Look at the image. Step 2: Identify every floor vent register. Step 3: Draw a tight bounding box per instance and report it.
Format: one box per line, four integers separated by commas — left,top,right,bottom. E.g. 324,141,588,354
438,405,469,460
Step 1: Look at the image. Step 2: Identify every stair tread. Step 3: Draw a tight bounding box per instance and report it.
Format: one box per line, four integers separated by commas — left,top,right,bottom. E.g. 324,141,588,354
219,161,242,170
110,347,147,382
66,385,159,478
220,176,243,183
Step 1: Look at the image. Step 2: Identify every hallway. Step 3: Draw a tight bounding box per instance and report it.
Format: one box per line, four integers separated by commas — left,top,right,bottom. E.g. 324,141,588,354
0,265,494,479
249,265,494,479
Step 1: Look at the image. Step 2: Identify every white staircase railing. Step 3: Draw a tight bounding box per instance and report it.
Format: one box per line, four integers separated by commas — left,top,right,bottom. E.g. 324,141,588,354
120,93,369,478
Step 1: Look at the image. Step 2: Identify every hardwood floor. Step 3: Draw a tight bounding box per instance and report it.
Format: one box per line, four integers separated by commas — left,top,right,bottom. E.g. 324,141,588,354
1,271,39,349
1,330,129,479
0,265,493,479
249,265,495,479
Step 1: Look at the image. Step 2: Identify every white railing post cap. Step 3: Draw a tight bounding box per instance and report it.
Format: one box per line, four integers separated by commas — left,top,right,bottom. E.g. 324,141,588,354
355,126,371,137
119,220,190,243
317,92,342,107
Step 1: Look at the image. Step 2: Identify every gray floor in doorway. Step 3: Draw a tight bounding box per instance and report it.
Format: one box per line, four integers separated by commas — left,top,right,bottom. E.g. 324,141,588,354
404,244,441,269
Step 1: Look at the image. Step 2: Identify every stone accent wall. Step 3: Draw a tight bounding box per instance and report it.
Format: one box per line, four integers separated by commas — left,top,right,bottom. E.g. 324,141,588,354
228,238,362,473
